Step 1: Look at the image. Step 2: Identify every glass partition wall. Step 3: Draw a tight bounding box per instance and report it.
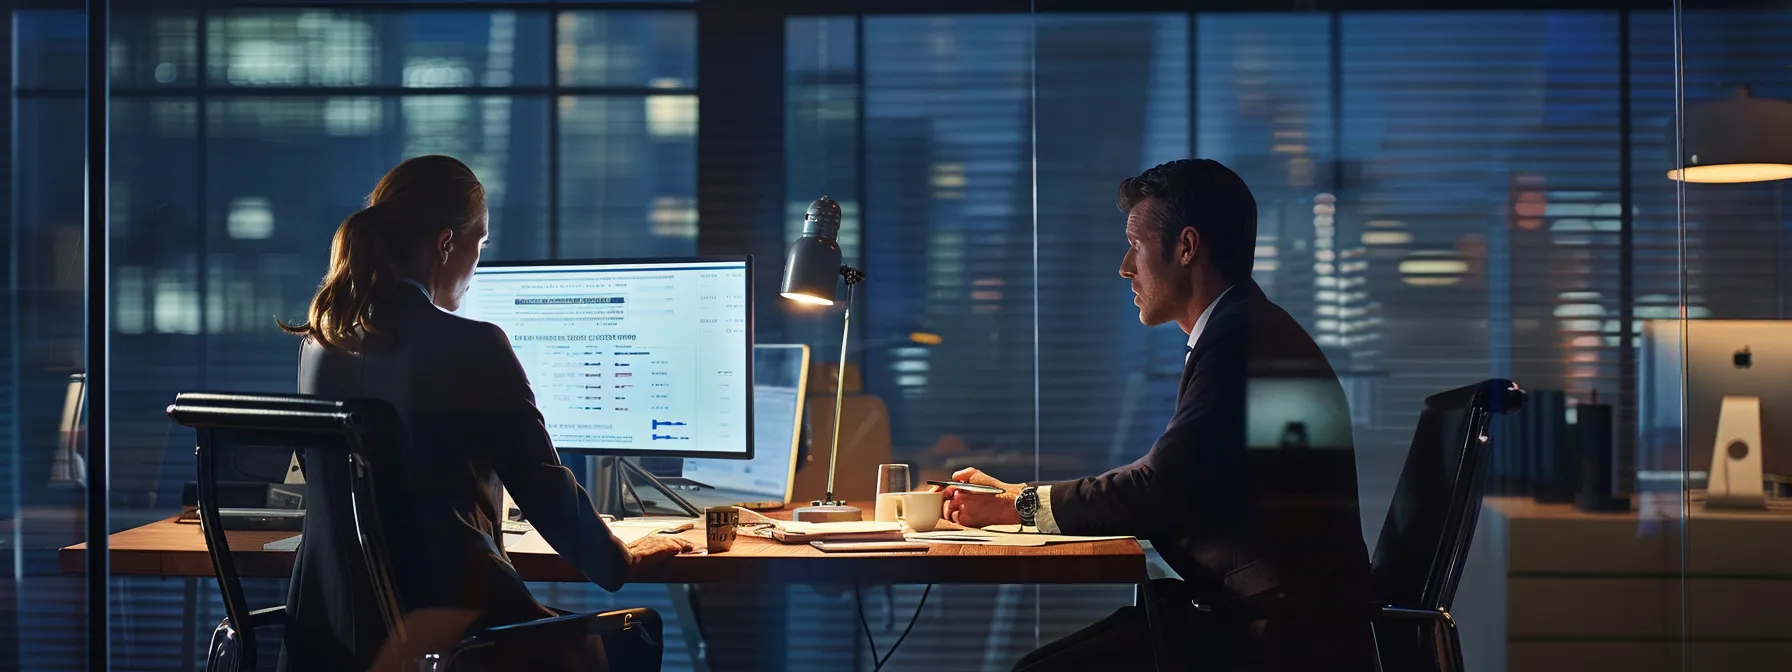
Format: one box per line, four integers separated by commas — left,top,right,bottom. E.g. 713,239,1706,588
8,6,92,670
1670,3,1792,669
18,1,1792,670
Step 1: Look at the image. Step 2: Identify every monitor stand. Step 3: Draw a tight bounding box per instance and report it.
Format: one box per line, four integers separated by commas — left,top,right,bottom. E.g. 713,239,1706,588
593,456,703,519
1707,395,1767,510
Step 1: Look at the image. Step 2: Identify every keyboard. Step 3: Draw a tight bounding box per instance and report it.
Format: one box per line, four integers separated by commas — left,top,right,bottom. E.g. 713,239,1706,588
656,476,714,490
218,507,305,532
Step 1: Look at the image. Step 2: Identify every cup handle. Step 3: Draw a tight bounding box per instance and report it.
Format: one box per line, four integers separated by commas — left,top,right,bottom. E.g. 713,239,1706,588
892,497,906,524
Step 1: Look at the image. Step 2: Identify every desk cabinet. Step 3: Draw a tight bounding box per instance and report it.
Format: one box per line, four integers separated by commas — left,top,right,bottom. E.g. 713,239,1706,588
1456,497,1792,671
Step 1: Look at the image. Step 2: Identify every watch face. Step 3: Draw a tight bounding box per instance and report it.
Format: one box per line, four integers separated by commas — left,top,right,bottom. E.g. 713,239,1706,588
1017,488,1039,514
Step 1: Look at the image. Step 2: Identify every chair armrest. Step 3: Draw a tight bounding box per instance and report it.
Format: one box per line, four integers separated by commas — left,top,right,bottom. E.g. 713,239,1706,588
246,606,287,629
1378,606,1453,625
480,608,657,646
423,608,661,671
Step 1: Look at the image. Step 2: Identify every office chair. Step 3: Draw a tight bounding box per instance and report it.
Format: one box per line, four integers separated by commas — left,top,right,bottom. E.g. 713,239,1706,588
1369,379,1525,672
168,392,663,672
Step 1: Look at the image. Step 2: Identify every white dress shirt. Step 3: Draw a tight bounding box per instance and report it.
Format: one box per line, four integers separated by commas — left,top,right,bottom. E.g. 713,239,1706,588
1033,284,1235,534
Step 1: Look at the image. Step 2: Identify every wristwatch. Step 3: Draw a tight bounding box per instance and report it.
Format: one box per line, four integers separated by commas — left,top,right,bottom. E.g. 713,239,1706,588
1015,486,1040,528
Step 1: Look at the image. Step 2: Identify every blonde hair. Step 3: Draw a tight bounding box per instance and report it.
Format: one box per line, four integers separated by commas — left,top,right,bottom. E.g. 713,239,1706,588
280,155,485,352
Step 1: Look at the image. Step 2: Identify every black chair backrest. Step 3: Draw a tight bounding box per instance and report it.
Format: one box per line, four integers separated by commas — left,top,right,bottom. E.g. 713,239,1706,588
1370,379,1525,610
168,392,409,668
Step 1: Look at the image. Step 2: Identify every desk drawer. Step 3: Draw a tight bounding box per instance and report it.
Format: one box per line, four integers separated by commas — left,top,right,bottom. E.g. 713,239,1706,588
1510,642,1792,672
1509,578,1792,639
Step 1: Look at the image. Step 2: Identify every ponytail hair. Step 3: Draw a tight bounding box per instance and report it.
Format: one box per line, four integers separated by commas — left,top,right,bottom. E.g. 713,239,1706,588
279,205,398,351
281,155,486,352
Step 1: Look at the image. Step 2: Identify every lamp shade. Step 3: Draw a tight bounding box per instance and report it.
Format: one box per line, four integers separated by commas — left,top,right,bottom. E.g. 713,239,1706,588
1670,86,1792,183
780,196,844,305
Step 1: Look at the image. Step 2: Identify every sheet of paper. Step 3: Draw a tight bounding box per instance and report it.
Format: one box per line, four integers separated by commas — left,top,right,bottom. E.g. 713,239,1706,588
259,519,704,554
783,520,905,534
501,526,673,551
733,507,905,540
906,527,1132,547
607,517,701,532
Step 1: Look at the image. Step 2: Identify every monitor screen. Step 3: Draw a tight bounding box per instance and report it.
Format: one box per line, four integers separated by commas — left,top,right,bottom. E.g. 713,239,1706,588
1246,378,1353,450
680,345,810,502
460,257,754,458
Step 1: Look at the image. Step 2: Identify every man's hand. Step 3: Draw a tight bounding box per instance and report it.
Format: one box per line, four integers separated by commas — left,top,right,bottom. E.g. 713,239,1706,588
934,467,1023,528
626,534,693,576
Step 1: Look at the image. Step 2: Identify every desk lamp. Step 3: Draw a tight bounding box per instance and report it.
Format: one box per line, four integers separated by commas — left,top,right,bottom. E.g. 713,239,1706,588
781,196,865,523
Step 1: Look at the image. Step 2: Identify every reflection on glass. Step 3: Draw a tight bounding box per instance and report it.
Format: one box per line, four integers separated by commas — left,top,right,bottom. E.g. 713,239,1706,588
854,16,1041,477
118,13,200,87
209,11,375,86
17,11,198,88
557,96,697,258
785,17,861,265
557,12,697,88
13,84,93,667
202,95,548,383
15,11,85,89
207,10,551,87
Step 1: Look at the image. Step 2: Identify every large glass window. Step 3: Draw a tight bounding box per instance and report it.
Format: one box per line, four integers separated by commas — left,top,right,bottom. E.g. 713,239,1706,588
17,3,1792,670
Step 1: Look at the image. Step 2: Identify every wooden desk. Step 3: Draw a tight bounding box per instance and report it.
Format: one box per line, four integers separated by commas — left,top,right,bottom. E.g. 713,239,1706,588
62,505,1165,671
58,505,1147,586
1456,495,1792,672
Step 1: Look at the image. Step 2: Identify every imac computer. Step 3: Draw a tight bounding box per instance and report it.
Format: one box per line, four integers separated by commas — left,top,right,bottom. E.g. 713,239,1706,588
1641,320,1792,507
460,256,754,517
672,344,810,509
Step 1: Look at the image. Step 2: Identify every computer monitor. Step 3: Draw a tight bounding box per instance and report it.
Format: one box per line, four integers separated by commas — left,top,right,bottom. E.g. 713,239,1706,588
678,344,810,506
1246,377,1354,451
1641,319,1792,479
460,257,754,459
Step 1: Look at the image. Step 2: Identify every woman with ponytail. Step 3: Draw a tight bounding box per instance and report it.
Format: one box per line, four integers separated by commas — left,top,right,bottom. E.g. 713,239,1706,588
280,156,688,671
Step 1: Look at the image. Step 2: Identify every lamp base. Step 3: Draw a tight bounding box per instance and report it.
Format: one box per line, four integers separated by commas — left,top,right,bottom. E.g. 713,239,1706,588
792,503,862,523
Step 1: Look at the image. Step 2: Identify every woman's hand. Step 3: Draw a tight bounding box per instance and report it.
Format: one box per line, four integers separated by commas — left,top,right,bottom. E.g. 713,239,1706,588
626,534,693,576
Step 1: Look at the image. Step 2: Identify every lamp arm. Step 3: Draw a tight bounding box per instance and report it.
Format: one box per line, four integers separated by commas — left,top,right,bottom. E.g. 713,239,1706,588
821,279,856,505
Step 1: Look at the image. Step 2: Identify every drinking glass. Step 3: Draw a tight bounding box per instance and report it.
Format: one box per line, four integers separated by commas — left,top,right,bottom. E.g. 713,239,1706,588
875,463,913,496
874,464,913,523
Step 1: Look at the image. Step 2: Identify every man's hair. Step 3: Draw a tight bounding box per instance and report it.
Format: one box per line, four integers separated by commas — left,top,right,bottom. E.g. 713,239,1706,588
1116,158,1258,283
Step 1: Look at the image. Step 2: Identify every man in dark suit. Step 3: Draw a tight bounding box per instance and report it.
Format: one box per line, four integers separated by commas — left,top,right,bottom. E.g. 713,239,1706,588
940,159,1376,671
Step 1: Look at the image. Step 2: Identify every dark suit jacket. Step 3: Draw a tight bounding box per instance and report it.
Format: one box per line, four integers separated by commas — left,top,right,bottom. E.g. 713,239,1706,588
285,285,631,671
1047,281,1376,668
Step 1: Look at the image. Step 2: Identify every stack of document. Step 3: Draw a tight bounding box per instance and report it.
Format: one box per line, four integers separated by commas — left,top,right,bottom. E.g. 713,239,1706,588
767,520,907,544
734,508,907,544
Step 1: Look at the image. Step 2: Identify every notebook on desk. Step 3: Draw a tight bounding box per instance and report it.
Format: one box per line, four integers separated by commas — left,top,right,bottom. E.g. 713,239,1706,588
767,521,906,544
728,507,907,544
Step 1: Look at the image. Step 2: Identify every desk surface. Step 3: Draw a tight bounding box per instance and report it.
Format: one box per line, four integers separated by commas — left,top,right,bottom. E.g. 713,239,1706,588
60,504,1146,585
